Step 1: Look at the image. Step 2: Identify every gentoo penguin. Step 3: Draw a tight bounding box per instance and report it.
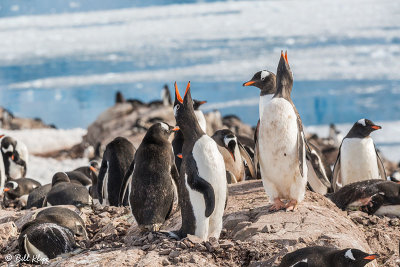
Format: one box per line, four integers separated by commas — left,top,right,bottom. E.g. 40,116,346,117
45,172,91,207
26,184,52,209
3,178,41,207
33,207,88,239
121,122,180,231
327,179,400,216
306,141,333,195
0,135,28,189
73,161,100,200
115,91,126,104
279,246,378,267
329,123,343,147
211,129,256,183
97,137,136,206
161,84,172,106
332,119,385,192
172,99,207,173
258,51,307,211
173,81,227,241
18,222,77,262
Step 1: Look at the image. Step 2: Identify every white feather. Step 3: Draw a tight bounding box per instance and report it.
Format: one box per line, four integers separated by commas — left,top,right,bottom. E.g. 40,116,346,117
24,234,48,260
194,110,207,133
259,94,273,120
258,98,307,202
374,205,400,216
260,70,270,80
357,118,366,126
191,135,226,240
340,137,380,186
345,249,355,260
8,158,24,179
160,122,169,131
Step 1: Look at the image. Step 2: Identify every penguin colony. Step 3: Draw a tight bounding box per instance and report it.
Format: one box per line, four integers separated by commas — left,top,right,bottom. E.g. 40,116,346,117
2,52,395,266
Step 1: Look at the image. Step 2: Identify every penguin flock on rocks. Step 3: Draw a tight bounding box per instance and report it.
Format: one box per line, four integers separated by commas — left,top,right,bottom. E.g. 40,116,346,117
2,51,395,265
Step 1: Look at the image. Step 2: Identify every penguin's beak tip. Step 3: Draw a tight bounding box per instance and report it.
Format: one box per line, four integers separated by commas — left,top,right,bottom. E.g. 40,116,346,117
3,188,10,192
172,126,180,132
364,254,378,260
371,125,381,130
243,81,255,87
177,154,183,159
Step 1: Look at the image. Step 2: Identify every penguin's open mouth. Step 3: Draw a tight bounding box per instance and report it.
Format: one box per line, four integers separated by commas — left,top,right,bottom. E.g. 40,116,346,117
175,82,183,104
281,50,289,64
363,254,378,260
243,81,255,86
371,125,381,130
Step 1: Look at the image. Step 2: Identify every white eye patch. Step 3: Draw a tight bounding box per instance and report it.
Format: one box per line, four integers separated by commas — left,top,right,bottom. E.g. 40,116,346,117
223,136,237,147
173,105,180,116
2,145,13,154
7,181,18,190
260,70,270,81
357,118,366,126
345,249,355,261
160,122,169,131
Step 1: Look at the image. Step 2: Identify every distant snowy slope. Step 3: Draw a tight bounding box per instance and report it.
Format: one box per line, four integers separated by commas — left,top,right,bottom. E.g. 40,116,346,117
1,0,398,90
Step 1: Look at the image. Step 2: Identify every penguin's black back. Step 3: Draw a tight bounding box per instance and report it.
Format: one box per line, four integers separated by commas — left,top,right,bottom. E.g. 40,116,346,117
26,184,52,209
35,207,87,238
172,130,184,173
130,125,177,226
18,222,76,260
5,178,41,199
46,182,90,207
66,170,92,187
97,137,136,206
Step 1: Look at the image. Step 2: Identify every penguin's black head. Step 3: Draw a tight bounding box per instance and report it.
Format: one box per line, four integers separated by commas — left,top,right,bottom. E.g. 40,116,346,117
347,119,381,138
145,122,180,143
276,51,293,97
243,70,276,95
3,180,20,199
89,160,100,174
52,172,70,186
1,136,16,159
174,81,202,134
115,91,125,104
212,129,237,161
336,248,378,266
193,99,207,110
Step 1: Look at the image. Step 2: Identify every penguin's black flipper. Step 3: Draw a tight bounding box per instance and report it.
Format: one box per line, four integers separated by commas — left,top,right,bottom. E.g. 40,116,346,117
238,142,256,179
296,117,306,178
375,145,387,180
118,158,135,206
253,120,260,178
187,172,215,217
96,158,108,205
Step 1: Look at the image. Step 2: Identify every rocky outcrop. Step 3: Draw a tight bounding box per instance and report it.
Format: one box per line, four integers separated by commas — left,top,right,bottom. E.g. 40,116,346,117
1,181,397,266
0,107,54,130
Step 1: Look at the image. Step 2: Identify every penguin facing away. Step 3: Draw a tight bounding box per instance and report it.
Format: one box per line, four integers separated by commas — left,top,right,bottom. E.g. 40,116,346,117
45,172,91,207
122,122,180,232
26,184,52,209
18,222,77,262
332,119,385,192
278,246,378,267
327,179,400,216
97,137,136,206
172,99,207,173
173,81,227,241
211,129,256,183
258,51,307,211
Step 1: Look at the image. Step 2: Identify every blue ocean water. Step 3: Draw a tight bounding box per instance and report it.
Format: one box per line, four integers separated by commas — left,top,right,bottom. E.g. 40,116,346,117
0,0,399,129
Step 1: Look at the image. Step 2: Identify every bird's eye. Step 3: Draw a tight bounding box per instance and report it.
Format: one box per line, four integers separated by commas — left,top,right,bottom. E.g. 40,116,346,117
173,105,180,116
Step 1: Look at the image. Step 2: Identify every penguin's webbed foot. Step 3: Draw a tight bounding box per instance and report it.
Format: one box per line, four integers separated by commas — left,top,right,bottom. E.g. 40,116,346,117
285,200,298,212
269,198,286,211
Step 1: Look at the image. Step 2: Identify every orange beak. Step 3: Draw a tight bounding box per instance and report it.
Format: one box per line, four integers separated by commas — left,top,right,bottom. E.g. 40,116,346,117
282,50,289,64
285,50,288,63
229,151,235,161
3,188,10,192
177,154,183,159
175,82,183,104
199,101,207,105
172,126,180,132
184,81,190,97
243,81,255,86
364,254,378,260
90,166,97,173
0,135,4,138
11,155,14,161
371,125,381,130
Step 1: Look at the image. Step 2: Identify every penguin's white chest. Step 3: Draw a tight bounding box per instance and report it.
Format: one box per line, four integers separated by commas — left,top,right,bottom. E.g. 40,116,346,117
194,110,207,133
340,137,380,184
259,94,273,120
259,98,306,200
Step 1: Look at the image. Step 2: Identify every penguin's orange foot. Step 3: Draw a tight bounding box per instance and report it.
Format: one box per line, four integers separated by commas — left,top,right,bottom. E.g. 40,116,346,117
269,198,286,211
285,200,298,212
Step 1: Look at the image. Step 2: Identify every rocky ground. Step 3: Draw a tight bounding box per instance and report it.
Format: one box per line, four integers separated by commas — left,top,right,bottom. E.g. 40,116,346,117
0,180,398,266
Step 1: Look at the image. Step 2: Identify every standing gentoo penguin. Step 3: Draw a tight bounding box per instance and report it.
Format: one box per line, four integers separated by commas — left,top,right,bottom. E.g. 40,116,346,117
0,135,28,191
279,246,378,267
161,84,173,106
211,129,256,183
18,222,77,262
258,51,307,211
332,119,386,192
172,99,207,173
327,179,400,216
173,81,227,240
3,178,41,207
122,122,180,232
97,137,136,206
45,172,91,207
